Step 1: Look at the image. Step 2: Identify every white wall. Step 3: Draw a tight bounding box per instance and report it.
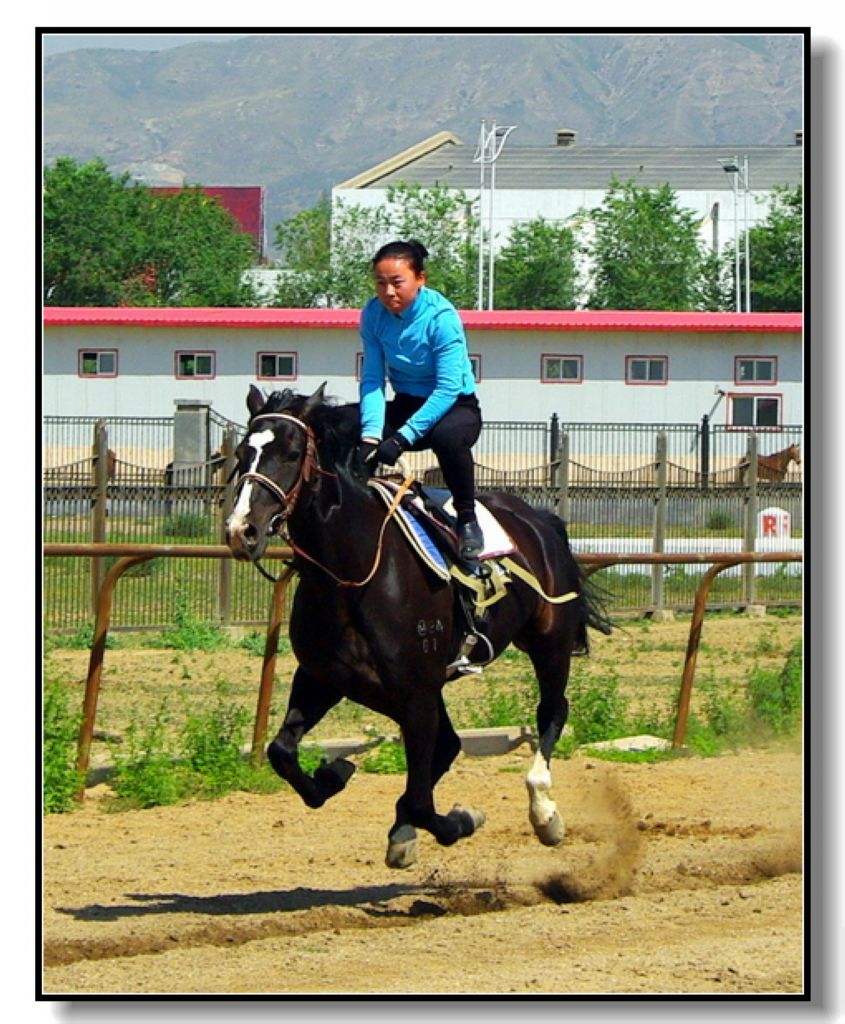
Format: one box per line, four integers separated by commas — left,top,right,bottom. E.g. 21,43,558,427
44,324,802,429
333,186,773,255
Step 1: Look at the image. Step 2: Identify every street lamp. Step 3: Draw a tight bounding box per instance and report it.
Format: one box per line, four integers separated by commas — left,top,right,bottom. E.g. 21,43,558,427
473,119,517,310
719,156,751,312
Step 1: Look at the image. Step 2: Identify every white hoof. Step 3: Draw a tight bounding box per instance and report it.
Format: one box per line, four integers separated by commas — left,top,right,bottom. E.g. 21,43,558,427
532,809,565,847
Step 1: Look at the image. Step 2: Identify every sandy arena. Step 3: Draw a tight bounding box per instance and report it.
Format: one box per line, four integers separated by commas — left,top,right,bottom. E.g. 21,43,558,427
42,745,803,996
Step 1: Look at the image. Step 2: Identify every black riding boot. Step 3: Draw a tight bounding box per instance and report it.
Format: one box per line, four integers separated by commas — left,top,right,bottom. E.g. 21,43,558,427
457,512,483,560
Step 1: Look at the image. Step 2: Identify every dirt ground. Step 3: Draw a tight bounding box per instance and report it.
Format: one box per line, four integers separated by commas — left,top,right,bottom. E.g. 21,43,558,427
42,746,804,997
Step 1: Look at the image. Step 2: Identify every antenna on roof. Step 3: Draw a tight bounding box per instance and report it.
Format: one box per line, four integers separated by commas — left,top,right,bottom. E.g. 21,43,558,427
472,119,517,310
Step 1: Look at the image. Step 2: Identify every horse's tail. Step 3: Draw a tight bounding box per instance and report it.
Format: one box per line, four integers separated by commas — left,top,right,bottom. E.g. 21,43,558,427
535,508,613,652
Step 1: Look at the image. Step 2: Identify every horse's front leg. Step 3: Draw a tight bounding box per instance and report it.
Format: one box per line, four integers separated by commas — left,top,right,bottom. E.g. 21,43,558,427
266,667,355,808
387,692,485,868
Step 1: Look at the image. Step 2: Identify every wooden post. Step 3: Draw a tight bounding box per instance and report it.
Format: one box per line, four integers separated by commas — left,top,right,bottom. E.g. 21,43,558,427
556,433,570,523
90,420,109,614
743,435,759,605
217,428,238,624
652,432,668,609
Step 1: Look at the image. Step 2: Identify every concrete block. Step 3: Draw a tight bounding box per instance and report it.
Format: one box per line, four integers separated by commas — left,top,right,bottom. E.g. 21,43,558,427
457,725,535,757
582,734,671,753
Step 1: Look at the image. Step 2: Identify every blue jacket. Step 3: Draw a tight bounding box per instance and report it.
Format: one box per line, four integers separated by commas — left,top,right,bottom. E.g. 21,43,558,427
359,286,476,444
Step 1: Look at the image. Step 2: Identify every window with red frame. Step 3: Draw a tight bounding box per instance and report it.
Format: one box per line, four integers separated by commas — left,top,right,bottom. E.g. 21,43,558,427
542,354,583,383
735,356,777,385
257,352,297,380
729,393,782,428
626,355,667,384
175,351,215,379
79,349,118,378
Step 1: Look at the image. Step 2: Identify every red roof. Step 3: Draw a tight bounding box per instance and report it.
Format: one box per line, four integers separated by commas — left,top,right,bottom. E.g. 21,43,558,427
43,307,803,333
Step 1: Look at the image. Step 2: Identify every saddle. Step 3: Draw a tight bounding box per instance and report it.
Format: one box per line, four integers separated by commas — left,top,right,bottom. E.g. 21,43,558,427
368,478,578,677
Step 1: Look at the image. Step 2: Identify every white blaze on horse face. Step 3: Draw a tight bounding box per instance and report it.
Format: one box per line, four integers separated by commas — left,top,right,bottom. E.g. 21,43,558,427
230,429,276,525
526,749,559,830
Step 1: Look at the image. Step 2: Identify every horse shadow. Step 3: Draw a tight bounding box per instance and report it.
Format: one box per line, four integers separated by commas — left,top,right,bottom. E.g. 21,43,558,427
55,882,434,923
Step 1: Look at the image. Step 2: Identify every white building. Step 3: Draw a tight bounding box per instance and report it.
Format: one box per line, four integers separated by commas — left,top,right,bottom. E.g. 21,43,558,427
332,129,804,304
43,306,802,433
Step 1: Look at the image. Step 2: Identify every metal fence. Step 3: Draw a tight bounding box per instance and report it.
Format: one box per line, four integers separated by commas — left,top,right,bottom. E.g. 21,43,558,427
42,413,803,630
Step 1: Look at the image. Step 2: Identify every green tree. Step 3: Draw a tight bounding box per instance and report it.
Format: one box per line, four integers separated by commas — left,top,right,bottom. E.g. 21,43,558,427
272,192,333,306
270,182,478,309
743,185,803,312
584,178,708,310
44,157,258,306
384,183,478,308
44,157,148,305
492,217,578,309
137,187,258,306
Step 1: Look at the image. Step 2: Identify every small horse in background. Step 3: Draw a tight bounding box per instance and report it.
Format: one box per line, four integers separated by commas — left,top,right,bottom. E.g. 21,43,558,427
737,443,801,483
225,385,610,869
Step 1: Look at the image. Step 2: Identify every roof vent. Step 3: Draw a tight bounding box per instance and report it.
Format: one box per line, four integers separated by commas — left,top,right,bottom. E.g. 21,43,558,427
794,129,803,146
556,129,576,147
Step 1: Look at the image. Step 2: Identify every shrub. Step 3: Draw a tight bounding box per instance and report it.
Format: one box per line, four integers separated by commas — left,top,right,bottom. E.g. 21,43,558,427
467,676,535,729
53,622,119,650
43,672,84,813
748,639,802,735
180,683,252,796
162,512,213,538
239,631,292,657
706,509,735,531
158,592,229,651
360,740,407,774
566,669,629,744
108,702,188,808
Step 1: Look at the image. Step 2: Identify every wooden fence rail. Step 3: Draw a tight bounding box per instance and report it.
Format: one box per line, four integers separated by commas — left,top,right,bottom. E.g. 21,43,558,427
42,544,802,800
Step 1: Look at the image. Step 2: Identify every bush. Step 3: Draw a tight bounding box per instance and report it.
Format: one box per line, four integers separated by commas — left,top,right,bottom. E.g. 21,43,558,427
566,670,629,744
706,509,735,531
52,622,119,651
360,740,407,774
180,683,252,797
43,672,84,813
748,639,802,735
162,512,212,539
158,592,229,652
108,702,188,809
467,676,535,729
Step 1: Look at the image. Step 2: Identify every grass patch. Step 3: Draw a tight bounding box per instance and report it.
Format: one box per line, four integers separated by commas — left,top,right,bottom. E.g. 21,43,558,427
156,592,230,652
43,668,84,813
360,740,407,775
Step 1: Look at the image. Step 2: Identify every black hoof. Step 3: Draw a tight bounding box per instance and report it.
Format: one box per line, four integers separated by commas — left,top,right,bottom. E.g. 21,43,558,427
446,804,487,837
314,758,356,801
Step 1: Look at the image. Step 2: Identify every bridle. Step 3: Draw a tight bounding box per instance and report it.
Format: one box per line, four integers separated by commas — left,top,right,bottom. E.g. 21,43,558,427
232,409,416,588
232,412,324,581
233,412,320,523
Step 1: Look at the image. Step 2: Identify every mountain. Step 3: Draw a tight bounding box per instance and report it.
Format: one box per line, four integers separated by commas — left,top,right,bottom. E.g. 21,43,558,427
42,32,804,252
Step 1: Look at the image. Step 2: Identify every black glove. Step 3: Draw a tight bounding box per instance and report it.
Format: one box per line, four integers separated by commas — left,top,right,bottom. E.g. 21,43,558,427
358,440,379,465
373,433,409,467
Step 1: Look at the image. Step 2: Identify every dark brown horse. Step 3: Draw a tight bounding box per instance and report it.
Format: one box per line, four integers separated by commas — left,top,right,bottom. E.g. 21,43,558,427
225,385,609,868
737,443,801,483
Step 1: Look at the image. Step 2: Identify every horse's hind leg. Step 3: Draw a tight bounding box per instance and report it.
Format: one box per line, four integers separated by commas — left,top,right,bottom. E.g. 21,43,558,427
522,633,574,847
266,667,354,808
386,692,484,868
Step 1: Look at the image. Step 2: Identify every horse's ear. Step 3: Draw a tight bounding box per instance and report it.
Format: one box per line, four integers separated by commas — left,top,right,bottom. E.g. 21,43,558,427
301,382,327,420
247,385,266,419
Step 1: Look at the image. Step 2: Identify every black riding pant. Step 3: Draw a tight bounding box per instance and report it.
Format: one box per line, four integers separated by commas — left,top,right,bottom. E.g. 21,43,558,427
385,392,482,521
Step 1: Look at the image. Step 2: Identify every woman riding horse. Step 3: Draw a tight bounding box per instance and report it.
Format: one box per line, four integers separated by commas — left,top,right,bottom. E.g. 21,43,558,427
226,385,609,868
